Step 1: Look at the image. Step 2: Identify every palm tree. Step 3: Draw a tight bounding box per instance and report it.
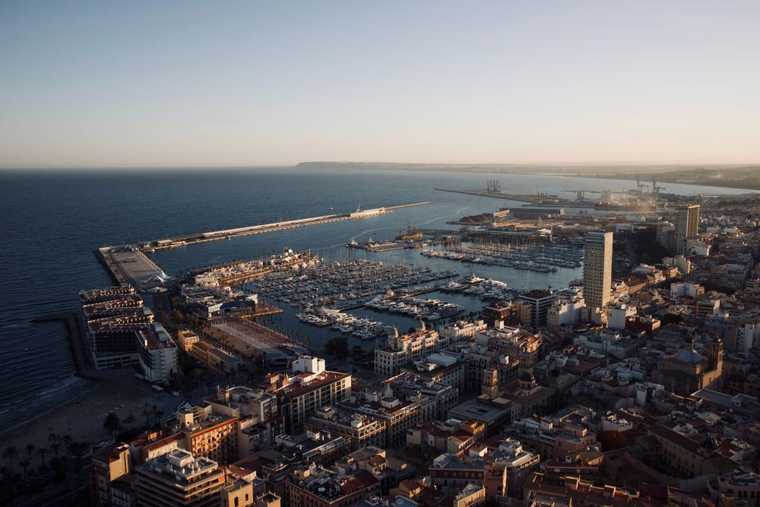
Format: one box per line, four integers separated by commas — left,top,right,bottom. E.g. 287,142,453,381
61,435,72,456
25,443,35,460
36,447,48,467
2,446,18,468
103,412,121,441
48,432,59,456
19,458,30,480
153,406,164,425
142,403,152,427
146,404,162,426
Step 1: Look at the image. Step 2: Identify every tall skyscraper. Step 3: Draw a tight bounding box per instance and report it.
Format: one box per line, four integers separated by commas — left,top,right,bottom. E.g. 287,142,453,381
583,231,613,310
675,204,700,254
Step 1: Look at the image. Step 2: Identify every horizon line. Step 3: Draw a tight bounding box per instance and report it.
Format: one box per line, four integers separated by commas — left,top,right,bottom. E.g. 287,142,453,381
1,160,760,171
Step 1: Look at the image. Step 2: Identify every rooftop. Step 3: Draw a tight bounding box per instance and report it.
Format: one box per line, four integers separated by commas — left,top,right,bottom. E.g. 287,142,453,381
522,289,555,301
277,370,349,398
141,449,219,484
448,399,510,426
292,466,378,501
431,453,484,470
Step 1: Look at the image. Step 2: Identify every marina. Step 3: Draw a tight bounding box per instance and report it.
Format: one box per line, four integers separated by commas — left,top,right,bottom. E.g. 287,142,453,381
441,276,515,301
296,307,387,340
192,249,320,288
421,248,558,272
365,292,463,321
420,240,584,273
346,238,410,252
245,259,458,310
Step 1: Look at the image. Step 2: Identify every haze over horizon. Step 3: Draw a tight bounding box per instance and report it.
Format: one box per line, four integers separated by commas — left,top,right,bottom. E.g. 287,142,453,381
2,1,759,169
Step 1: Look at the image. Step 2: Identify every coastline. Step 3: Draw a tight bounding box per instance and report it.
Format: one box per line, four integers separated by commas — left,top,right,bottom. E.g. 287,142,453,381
0,375,181,455
0,376,98,439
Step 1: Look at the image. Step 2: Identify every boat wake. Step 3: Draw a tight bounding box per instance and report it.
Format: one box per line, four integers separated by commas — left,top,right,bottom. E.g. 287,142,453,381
349,227,392,241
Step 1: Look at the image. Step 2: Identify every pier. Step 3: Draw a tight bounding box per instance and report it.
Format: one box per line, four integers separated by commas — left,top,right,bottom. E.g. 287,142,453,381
139,201,432,252
98,245,168,289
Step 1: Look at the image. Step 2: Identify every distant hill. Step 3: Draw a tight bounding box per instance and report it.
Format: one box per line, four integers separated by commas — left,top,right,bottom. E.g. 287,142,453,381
296,161,692,175
296,161,547,173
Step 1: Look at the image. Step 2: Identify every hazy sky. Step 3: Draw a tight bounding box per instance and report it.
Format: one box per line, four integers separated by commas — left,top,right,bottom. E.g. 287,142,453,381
1,1,759,168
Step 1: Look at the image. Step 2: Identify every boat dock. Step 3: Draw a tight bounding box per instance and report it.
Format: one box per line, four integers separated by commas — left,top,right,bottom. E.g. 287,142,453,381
347,239,407,252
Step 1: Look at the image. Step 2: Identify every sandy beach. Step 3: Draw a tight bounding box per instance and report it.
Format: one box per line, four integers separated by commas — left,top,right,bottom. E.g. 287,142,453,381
0,376,183,461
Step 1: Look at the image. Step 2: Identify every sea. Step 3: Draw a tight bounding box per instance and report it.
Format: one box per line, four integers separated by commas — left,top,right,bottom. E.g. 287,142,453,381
0,166,753,430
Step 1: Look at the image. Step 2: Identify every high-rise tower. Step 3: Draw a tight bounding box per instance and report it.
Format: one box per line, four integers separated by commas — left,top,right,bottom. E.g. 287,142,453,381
583,231,613,310
675,204,700,254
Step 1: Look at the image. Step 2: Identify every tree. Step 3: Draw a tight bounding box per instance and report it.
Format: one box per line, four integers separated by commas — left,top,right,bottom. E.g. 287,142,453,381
36,447,47,467
48,432,58,451
68,442,89,459
61,435,72,456
19,459,29,480
103,412,121,440
142,403,153,427
2,446,18,468
153,406,164,425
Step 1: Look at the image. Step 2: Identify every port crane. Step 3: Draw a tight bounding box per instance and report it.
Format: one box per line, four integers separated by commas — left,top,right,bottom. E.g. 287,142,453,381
635,176,645,194
485,178,502,193
633,176,665,195
651,177,665,195
560,189,604,201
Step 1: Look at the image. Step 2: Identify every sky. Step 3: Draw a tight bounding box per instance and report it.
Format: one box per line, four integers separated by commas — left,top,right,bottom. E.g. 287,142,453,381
1,1,759,168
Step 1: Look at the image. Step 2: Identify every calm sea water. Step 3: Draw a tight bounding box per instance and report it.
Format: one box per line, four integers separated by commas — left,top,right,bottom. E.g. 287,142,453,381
0,167,752,426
